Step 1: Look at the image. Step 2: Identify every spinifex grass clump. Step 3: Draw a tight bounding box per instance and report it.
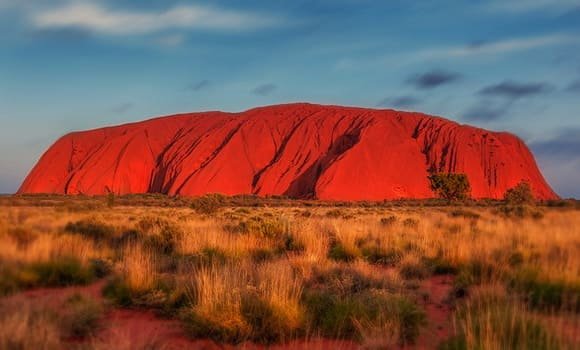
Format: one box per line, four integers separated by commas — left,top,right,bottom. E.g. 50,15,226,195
303,264,425,345
183,262,303,344
440,287,565,350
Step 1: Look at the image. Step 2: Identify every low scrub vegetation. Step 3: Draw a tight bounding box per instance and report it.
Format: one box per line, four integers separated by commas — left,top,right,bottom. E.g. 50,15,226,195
0,196,578,348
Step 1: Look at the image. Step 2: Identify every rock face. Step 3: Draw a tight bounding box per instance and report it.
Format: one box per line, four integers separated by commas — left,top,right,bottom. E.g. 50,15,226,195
19,103,558,200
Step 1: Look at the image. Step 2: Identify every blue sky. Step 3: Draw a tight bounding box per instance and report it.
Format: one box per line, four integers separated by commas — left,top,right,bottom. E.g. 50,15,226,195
1,0,579,197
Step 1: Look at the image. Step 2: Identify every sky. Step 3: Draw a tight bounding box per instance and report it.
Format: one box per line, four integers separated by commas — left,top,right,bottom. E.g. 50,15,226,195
1,0,579,197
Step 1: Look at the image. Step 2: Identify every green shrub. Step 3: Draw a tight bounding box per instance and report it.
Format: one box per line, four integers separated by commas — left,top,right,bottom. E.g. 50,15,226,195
0,258,95,293
61,293,103,338
399,260,430,280
440,293,563,350
307,266,392,296
328,242,359,262
64,219,115,242
449,209,480,220
303,290,425,344
380,215,398,226
509,268,580,312
496,205,544,219
325,209,345,218
361,246,402,266
504,181,535,205
425,257,458,275
428,173,471,201
102,278,133,307
7,227,37,248
30,258,95,287
191,194,226,215
250,248,277,263
137,217,181,254
181,311,251,344
240,292,302,344
452,261,497,298
403,218,419,229
89,258,113,278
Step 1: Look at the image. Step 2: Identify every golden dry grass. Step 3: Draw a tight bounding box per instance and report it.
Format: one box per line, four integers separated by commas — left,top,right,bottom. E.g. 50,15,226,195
0,197,578,348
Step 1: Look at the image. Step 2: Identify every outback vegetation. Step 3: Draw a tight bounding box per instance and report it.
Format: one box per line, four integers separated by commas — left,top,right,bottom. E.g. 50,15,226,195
0,194,578,349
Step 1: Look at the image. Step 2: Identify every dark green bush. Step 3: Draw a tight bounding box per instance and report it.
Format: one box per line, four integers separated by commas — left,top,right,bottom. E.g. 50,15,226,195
504,181,535,205
181,312,251,344
380,215,398,226
325,209,345,218
403,218,419,229
358,243,402,266
64,219,115,242
399,260,430,280
449,209,480,220
303,290,425,344
191,194,226,215
440,293,563,349
496,205,544,219
428,173,471,201
509,268,580,312
240,292,302,344
137,217,181,254
61,293,103,338
328,242,358,262
30,258,95,287
102,278,133,307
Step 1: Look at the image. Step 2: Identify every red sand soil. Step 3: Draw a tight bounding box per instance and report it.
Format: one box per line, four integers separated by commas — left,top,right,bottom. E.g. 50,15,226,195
18,103,557,200
0,280,359,349
0,275,456,349
406,275,455,350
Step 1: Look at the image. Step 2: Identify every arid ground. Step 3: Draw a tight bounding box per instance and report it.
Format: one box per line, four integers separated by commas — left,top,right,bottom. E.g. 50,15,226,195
0,195,578,349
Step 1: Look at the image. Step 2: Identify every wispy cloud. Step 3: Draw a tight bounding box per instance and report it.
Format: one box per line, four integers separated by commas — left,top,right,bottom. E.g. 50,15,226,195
417,34,579,59
377,96,421,108
530,128,580,198
485,0,580,14
252,83,277,96
336,33,579,71
407,70,461,90
155,33,185,47
566,79,580,92
478,81,553,99
31,2,285,35
463,100,513,121
110,102,133,114
187,80,210,92
464,80,553,121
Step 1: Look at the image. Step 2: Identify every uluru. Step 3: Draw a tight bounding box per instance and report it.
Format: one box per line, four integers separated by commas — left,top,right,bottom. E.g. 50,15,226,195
18,103,557,200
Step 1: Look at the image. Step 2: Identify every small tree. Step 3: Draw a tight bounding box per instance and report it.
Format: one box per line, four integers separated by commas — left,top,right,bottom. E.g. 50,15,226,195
428,173,471,201
504,181,535,205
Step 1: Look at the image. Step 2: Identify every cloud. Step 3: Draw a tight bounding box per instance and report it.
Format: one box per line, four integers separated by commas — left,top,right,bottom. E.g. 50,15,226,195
531,128,580,158
463,100,513,121
478,81,552,99
486,0,580,14
188,80,210,92
417,34,579,60
566,79,580,92
155,33,185,47
252,83,277,96
28,27,92,42
110,102,133,114
530,128,580,198
377,96,421,108
31,2,285,35
464,80,552,121
407,70,461,90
